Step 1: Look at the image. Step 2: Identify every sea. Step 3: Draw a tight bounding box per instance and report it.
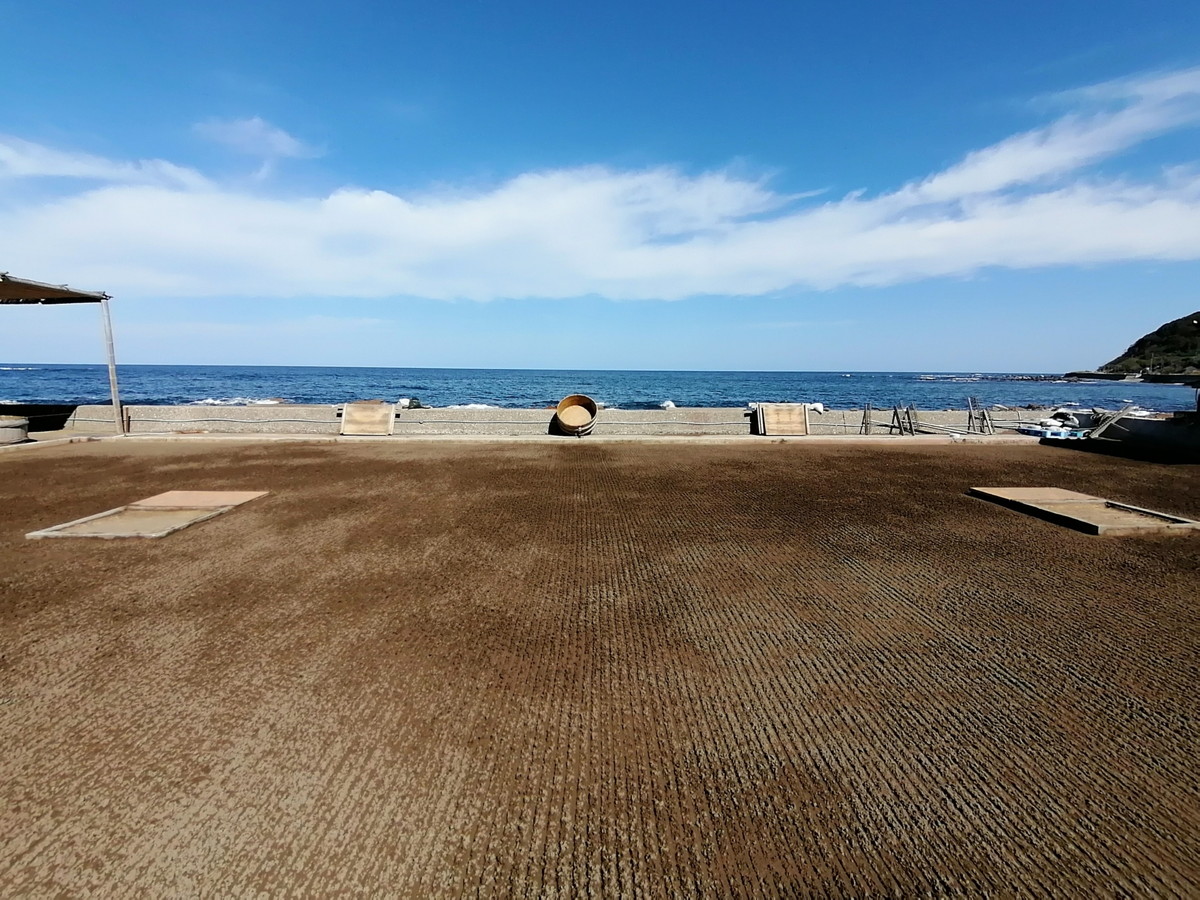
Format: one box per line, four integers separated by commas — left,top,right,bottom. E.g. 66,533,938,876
1,364,1197,412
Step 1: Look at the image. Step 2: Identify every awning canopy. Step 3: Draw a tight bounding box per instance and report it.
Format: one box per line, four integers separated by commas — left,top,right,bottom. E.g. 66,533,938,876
1,272,125,434
0,272,110,304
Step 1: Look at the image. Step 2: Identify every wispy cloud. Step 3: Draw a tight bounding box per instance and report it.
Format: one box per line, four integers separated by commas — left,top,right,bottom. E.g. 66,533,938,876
0,136,209,189
2,68,1199,301
909,67,1200,202
193,116,321,159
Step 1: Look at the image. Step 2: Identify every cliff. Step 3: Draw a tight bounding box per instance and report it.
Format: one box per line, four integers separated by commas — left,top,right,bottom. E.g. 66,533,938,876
1101,311,1200,374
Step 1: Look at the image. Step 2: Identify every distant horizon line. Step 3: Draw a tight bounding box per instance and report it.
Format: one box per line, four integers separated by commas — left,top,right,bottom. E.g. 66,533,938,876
2,362,1077,376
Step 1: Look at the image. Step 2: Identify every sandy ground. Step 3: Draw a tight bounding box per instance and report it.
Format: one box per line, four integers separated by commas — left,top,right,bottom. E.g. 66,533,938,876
1,439,1198,896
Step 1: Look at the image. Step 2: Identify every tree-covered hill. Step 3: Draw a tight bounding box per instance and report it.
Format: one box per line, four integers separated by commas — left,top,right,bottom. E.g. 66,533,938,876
1101,311,1200,374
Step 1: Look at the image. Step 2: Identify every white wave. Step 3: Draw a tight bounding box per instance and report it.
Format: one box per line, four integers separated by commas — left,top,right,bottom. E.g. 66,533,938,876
444,403,500,409
660,400,676,409
189,397,284,406
0,366,37,371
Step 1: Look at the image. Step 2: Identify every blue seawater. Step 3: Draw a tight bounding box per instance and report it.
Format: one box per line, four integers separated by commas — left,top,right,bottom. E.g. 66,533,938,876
1,364,1196,411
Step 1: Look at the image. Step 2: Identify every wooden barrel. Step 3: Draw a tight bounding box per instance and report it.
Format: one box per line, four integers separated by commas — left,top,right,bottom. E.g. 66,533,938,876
0,416,30,445
554,394,598,436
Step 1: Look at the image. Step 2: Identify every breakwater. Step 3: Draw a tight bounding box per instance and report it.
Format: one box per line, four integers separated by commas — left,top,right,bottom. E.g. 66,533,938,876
38,404,1057,437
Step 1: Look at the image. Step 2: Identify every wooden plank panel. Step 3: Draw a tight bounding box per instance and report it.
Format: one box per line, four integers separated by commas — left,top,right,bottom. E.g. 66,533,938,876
341,402,396,436
758,404,809,436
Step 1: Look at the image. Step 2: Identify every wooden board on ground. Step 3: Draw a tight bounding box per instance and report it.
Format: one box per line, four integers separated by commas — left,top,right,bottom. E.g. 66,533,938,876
756,403,809,436
969,487,1200,536
341,402,396,436
133,490,268,508
26,490,269,539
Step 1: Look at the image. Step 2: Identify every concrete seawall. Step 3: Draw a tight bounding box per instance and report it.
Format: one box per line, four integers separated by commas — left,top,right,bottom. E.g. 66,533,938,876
48,404,1047,437
1072,410,1200,454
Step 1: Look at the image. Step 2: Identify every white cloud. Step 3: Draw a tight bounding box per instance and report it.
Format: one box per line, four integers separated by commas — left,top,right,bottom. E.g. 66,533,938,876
193,116,320,159
0,136,209,189
909,67,1200,202
1061,65,1200,105
2,68,1200,301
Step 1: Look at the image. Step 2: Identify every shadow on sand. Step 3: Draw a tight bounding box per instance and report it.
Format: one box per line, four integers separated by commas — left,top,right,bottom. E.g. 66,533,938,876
1040,436,1199,466
1,404,79,432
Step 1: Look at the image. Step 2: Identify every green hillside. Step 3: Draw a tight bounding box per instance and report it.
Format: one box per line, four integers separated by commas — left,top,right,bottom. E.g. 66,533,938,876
1101,311,1200,374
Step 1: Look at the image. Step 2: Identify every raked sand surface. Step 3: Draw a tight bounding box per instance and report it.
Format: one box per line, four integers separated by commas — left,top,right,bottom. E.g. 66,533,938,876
1,439,1198,896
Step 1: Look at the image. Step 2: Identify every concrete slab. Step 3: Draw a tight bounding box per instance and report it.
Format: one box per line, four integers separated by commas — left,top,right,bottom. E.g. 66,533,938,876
969,487,1200,535
132,490,268,508
971,487,1096,503
26,506,229,539
1035,501,1200,535
26,490,268,539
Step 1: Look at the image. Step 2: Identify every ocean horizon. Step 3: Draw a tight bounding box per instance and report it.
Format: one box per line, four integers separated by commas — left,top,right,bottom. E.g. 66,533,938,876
2,363,1196,412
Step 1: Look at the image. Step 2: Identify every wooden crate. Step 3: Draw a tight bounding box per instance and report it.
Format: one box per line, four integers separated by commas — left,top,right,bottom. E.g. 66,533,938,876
755,404,810,436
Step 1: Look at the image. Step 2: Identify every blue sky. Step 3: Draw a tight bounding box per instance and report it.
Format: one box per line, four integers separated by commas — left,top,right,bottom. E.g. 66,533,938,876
3,0,1199,371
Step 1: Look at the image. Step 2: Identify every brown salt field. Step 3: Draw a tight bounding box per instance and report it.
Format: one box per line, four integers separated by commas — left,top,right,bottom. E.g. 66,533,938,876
1,438,1198,896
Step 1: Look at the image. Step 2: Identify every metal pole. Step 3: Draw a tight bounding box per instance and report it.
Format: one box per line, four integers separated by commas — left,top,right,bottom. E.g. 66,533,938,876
100,298,125,435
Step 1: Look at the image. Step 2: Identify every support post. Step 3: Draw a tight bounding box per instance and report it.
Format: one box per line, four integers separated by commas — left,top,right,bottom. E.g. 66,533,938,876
100,298,125,435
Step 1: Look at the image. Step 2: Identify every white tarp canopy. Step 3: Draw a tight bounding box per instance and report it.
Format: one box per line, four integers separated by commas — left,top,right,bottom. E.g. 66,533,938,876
1,272,125,434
